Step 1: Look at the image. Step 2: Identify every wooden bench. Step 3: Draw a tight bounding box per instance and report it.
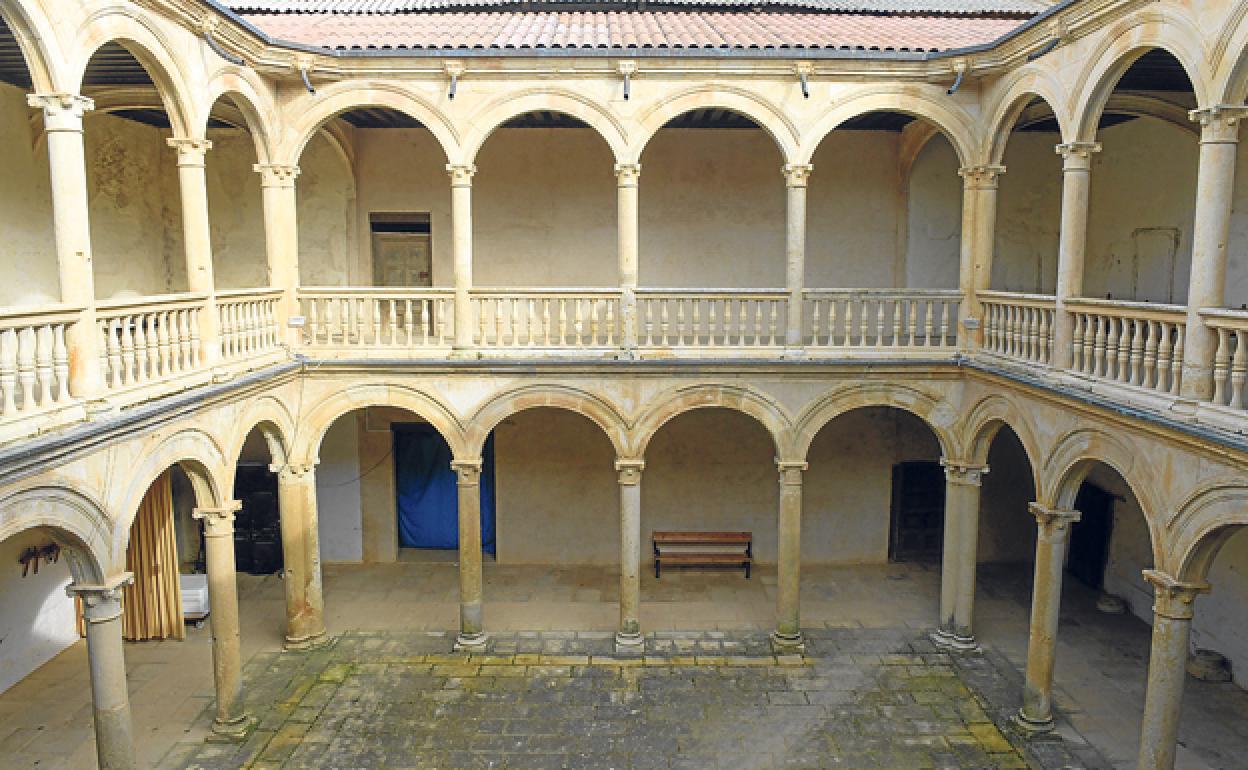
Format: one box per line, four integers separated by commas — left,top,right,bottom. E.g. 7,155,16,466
652,531,752,578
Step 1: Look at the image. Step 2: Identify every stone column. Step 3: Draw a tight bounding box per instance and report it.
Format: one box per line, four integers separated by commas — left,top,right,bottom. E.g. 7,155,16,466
28,93,103,399
272,462,327,649
956,166,1005,349
254,164,301,343
1052,142,1101,369
453,458,487,649
616,459,644,649
1136,570,1208,770
783,164,813,352
193,502,252,739
615,163,641,355
68,574,138,770
774,461,807,647
933,460,988,650
1016,503,1081,732
1181,107,1248,401
169,138,220,366
447,164,477,353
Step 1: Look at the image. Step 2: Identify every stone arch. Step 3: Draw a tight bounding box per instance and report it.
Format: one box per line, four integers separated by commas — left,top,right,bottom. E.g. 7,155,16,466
1071,11,1211,142
798,87,978,167
0,0,60,92
110,428,229,563
960,398,1043,494
0,484,113,582
629,85,799,164
1213,0,1248,103
983,69,1074,166
629,384,793,460
461,89,628,165
1169,481,1248,582
279,81,460,166
464,384,629,460
224,395,296,486
199,68,277,165
293,382,466,465
792,382,959,463
70,9,195,138
1040,427,1163,568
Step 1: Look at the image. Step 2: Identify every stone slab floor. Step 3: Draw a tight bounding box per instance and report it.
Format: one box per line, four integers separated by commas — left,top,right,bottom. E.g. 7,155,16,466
1,563,1246,768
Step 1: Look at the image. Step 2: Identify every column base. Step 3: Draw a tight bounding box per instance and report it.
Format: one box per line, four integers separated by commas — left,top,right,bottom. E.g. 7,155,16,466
1011,709,1055,736
207,714,256,743
614,631,645,655
283,629,329,652
770,631,805,653
929,629,979,652
454,631,489,651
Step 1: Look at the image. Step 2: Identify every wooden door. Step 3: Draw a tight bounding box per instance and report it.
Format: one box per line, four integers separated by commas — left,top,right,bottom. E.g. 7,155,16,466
889,461,946,562
372,231,432,287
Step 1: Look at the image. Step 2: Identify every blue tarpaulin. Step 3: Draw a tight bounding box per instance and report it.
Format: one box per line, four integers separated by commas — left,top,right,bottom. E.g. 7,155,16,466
394,425,495,552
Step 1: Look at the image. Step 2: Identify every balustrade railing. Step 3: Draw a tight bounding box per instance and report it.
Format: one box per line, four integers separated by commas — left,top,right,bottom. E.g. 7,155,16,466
637,290,786,349
980,291,1056,365
0,305,79,418
473,290,620,348
217,288,282,361
804,289,959,349
1203,308,1248,411
1067,298,1185,396
300,288,454,348
97,294,206,390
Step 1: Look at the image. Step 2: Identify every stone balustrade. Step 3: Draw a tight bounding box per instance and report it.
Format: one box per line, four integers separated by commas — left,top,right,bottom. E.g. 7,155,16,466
804,289,960,350
1202,307,1248,411
96,293,206,391
473,289,620,349
300,288,454,350
637,289,787,350
979,291,1055,365
0,304,77,418
1067,298,1186,396
217,288,282,362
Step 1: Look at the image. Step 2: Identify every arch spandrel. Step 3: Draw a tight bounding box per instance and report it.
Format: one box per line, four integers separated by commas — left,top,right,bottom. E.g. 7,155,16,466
1,0,62,93
959,394,1043,493
1168,481,1248,582
463,384,630,460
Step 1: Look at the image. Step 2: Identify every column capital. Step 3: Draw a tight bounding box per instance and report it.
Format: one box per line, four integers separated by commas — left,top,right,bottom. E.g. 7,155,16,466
1055,141,1101,170
167,137,213,167
1190,105,1248,144
446,163,477,187
782,163,813,188
615,458,644,485
193,501,242,537
254,163,299,188
67,573,134,623
1028,502,1081,536
957,165,1006,190
27,92,94,131
451,458,483,484
941,459,989,486
777,460,808,485
1143,569,1209,620
271,461,317,482
614,163,641,187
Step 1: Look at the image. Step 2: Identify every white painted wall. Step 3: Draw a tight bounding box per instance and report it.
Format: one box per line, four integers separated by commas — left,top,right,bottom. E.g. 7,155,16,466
993,131,1062,294
205,129,268,290
907,137,963,290
1193,529,1248,688
0,531,77,694
317,415,364,562
0,83,58,306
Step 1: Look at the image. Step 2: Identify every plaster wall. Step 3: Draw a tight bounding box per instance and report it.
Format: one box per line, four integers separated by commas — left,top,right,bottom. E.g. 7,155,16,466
296,133,354,287
0,83,58,306
0,531,76,695
993,131,1062,294
976,429,1038,564
906,138,963,290
205,129,267,290
1193,529,1248,688
317,414,364,562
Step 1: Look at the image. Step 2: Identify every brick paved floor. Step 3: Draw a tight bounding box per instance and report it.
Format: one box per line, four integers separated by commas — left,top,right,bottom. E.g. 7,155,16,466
160,629,1110,770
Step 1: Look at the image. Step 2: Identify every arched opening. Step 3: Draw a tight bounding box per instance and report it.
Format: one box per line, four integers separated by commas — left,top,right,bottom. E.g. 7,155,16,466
203,93,268,291
642,407,778,629
991,97,1064,294
1083,49,1199,305
807,112,964,292
639,109,786,289
0,12,57,307
0,525,79,693
803,406,945,624
232,426,283,577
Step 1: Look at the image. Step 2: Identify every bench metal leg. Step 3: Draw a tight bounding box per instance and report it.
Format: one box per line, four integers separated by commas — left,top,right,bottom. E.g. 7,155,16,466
655,559,661,579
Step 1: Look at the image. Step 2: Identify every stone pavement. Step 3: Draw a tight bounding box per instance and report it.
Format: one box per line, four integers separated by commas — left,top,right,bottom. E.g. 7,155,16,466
159,628,1111,770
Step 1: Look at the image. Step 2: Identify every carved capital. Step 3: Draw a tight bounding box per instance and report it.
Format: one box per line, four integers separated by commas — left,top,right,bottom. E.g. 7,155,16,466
272,461,316,482
68,573,134,623
941,459,989,487
782,163,813,188
1028,502,1081,538
193,501,242,538
254,163,299,188
1190,105,1248,144
1055,141,1101,171
1143,569,1209,620
446,163,477,187
777,460,808,486
27,92,93,132
167,137,212,167
615,458,644,486
958,165,1005,190
452,459,483,485
614,163,641,187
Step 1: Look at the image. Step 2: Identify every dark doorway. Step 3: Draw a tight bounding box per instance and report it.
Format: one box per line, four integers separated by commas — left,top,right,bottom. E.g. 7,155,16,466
1067,482,1116,589
393,424,495,552
889,461,946,562
232,464,283,575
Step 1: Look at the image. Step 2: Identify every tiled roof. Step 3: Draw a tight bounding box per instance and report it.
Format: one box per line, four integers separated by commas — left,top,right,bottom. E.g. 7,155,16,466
235,10,1027,52
224,0,1050,14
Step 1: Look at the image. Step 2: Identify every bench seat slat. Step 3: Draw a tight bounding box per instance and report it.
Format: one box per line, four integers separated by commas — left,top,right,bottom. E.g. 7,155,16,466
652,531,751,544
657,553,751,564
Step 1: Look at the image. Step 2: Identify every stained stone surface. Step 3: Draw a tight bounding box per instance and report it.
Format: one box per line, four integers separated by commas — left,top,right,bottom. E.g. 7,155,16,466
159,629,1111,770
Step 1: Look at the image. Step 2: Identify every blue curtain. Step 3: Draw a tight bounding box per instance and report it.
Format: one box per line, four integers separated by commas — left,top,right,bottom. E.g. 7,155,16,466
394,425,495,552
